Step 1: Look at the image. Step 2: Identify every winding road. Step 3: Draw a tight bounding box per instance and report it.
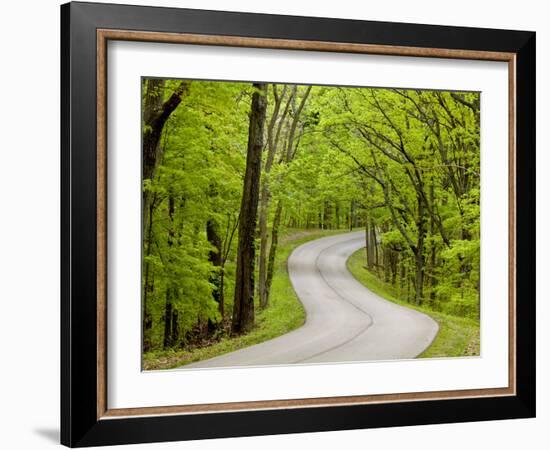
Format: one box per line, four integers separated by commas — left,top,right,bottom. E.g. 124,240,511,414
184,231,438,369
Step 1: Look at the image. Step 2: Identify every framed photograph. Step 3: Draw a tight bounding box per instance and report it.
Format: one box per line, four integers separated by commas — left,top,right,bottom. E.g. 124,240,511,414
61,1,536,447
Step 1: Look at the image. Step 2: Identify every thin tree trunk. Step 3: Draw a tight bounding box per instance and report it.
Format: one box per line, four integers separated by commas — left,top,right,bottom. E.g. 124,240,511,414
171,309,179,345
263,85,310,307
258,182,271,309
219,212,240,319
429,183,437,307
142,196,156,352
207,219,223,328
414,195,426,305
373,223,379,273
391,251,398,286
414,250,425,306
265,201,283,302
163,195,176,348
163,293,173,349
258,85,289,309
384,245,391,283
400,258,406,295
349,201,354,231
366,220,375,270
232,83,268,334
324,200,331,229
219,270,225,317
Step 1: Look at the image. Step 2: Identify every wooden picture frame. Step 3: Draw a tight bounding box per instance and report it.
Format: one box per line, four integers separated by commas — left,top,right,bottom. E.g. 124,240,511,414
61,1,535,447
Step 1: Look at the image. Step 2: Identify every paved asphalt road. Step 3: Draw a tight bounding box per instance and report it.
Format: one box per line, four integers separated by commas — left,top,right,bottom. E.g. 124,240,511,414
184,231,439,369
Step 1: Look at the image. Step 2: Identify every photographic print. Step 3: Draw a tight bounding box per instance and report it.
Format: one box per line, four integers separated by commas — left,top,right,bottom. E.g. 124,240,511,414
141,79,481,370
62,5,535,445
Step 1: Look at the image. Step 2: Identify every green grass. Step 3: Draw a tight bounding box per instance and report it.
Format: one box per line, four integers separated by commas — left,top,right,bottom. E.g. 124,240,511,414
347,249,480,358
143,228,347,370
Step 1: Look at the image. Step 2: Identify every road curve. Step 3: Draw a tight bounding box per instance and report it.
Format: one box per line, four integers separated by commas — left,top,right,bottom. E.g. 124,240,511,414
183,231,438,369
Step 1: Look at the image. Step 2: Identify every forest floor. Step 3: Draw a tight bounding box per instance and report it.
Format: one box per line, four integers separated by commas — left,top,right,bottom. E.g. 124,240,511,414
143,228,347,370
347,249,480,358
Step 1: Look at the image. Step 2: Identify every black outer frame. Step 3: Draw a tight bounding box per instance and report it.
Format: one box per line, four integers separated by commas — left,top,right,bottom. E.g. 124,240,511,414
60,1,536,447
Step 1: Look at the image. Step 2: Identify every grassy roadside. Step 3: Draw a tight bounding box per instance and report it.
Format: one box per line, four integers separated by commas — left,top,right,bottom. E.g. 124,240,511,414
143,228,346,370
347,249,480,358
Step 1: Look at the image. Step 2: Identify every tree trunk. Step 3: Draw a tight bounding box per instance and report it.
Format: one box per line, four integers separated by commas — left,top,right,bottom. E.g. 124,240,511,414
391,251,398,286
258,180,270,308
428,183,437,307
414,250,425,306
142,80,189,351
207,219,224,321
163,292,173,349
258,85,288,309
142,196,155,352
414,195,426,305
171,309,179,346
263,85,310,307
142,80,190,237
400,258,406,295
365,220,375,270
265,201,283,303
219,270,225,317
383,246,391,283
349,201,354,231
163,195,178,349
324,200,331,229
142,80,190,182
407,269,412,303
232,83,268,334
373,223,379,273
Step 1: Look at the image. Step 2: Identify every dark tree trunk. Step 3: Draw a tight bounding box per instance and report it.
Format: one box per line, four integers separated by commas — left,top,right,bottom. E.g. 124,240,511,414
265,201,283,302
428,183,437,307
163,293,173,349
349,201,354,231
142,80,190,245
142,196,156,352
383,246,391,283
366,220,375,270
258,186,271,309
219,270,225,317
324,200,331,229
414,250,425,305
414,195,426,305
171,309,179,345
142,80,165,353
207,219,224,319
163,195,177,348
232,83,268,334
142,80,190,182
373,224,380,273
391,251,398,286
142,80,189,351
142,80,190,235
400,258,406,294
407,269,412,303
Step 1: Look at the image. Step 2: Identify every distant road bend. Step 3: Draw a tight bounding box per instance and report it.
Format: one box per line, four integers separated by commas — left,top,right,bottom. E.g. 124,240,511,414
184,231,439,369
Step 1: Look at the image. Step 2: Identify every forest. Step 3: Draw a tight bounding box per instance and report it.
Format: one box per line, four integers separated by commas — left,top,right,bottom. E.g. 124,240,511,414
141,78,480,369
